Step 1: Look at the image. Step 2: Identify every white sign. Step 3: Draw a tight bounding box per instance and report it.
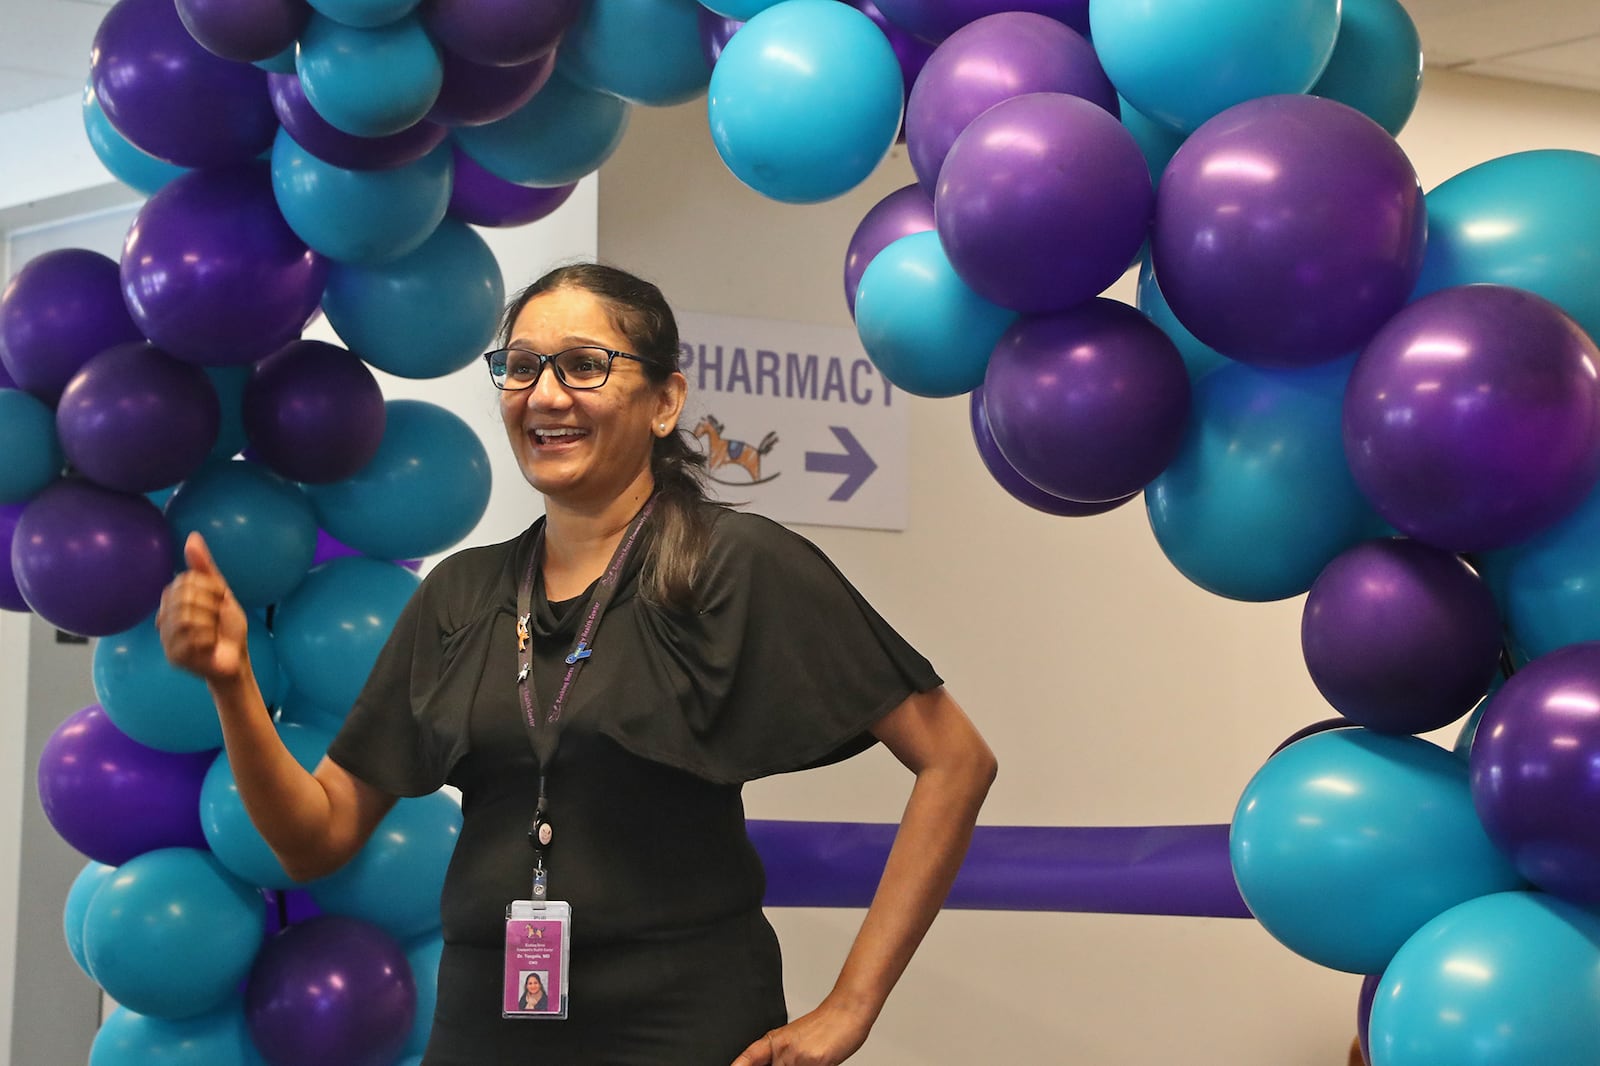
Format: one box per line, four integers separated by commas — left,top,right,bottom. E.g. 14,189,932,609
676,311,908,531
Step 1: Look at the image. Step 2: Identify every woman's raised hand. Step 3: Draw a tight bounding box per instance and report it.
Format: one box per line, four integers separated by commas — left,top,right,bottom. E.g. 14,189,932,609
157,532,250,685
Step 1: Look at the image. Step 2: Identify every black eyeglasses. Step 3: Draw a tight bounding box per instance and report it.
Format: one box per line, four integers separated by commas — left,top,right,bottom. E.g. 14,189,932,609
484,346,655,391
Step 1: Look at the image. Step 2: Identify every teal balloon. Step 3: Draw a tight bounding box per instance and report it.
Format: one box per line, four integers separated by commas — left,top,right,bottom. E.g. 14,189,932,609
296,13,442,137
1146,358,1380,601
1136,254,1229,382
82,86,188,197
64,860,115,979
0,389,63,503
454,71,628,188
306,400,491,560
321,219,504,379
271,129,451,264
1119,96,1185,191
276,686,350,733
164,459,318,609
200,723,333,889
402,934,443,1055
559,0,711,106
254,46,297,75
1090,0,1340,134
854,232,1015,398
205,365,250,460
274,556,420,712
307,0,421,29
1309,0,1423,136
91,1004,264,1066
1412,150,1600,343
1371,892,1600,1066
1477,479,1600,661
1231,729,1524,975
82,848,265,1020
94,610,281,753
707,0,902,203
309,792,461,940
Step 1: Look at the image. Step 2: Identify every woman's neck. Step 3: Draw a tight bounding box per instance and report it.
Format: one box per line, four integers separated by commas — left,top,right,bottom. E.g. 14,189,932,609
540,470,655,599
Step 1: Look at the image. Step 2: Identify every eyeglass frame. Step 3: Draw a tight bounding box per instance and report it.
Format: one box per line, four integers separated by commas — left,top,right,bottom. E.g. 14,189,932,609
483,345,667,391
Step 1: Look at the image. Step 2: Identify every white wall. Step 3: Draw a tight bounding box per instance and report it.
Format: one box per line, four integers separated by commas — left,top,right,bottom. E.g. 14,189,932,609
595,68,1600,1066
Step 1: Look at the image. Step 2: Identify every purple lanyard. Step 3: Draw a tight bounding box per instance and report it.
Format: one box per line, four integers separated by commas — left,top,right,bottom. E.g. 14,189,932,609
514,495,656,897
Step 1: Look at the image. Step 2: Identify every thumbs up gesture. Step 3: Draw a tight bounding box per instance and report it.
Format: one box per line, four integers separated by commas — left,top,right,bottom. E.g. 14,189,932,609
156,533,250,685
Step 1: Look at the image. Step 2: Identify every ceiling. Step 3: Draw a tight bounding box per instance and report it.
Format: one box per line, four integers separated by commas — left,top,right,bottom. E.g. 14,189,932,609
1,0,1597,117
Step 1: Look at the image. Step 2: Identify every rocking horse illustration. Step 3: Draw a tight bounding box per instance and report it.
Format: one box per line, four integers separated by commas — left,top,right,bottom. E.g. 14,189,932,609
692,415,781,485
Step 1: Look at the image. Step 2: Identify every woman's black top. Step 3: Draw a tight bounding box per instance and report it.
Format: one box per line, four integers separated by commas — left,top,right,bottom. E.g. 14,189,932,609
325,507,941,1064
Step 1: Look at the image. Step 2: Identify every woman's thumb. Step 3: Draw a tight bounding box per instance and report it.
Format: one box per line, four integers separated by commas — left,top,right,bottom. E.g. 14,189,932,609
184,532,222,578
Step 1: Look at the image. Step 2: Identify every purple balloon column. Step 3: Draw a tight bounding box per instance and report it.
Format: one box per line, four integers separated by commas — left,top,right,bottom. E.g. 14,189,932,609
269,73,447,171
0,249,143,404
969,390,1135,516
38,705,212,866
121,164,327,367
246,915,415,1066
843,184,935,316
1471,642,1600,906
1153,94,1426,365
243,340,387,483
1301,538,1502,734
1344,284,1600,553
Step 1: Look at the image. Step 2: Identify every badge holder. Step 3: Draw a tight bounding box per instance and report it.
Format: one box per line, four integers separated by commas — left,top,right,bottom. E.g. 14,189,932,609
502,898,571,1020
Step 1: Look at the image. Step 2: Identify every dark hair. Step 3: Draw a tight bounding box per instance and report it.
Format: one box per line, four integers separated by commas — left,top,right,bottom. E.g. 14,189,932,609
500,262,724,612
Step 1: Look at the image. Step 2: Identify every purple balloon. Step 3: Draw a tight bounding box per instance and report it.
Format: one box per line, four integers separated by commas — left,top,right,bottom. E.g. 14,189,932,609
12,480,174,636
246,915,415,1066
1357,971,1381,1066
905,13,1116,194
969,390,1133,516
56,342,220,494
176,0,311,62
446,144,578,227
37,704,212,866
1470,641,1600,905
421,0,581,66
122,164,328,367
871,0,1089,43
269,73,447,171
1153,94,1426,366
0,354,15,390
1301,538,1502,734
428,46,555,127
261,888,323,935
243,340,386,484
696,8,742,67
311,529,423,572
0,249,143,405
0,504,26,612
91,0,277,168
843,184,934,316
1344,285,1600,553
1268,717,1360,758
982,299,1190,502
937,92,1149,314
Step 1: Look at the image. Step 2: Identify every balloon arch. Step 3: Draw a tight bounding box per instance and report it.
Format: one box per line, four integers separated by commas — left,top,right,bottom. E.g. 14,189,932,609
5,0,1600,1063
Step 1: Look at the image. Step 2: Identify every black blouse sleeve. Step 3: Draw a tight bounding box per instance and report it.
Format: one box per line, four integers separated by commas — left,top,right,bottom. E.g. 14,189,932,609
609,510,943,784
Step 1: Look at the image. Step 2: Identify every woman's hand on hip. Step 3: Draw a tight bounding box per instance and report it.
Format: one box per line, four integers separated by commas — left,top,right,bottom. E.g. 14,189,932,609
156,532,249,685
730,997,873,1066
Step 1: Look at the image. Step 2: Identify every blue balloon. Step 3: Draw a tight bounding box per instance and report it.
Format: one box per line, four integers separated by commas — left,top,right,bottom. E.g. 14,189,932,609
91,1004,265,1066
306,0,421,29
82,85,189,196
1146,358,1381,601
306,400,492,560
1371,892,1600,1066
277,686,351,733
64,860,116,979
1231,729,1524,975
1309,0,1422,136
82,848,265,1020
1412,150,1600,345
1478,480,1600,662
1136,254,1229,382
309,792,461,940
205,365,251,460
1119,96,1185,191
0,389,63,504
164,459,319,609
274,557,420,712
94,609,281,753
854,232,1015,397
1091,0,1340,134
321,219,504,379
200,723,333,889
707,0,902,203
254,45,297,74
559,0,711,106
453,71,630,187
271,129,451,264
402,934,442,1055
296,13,442,137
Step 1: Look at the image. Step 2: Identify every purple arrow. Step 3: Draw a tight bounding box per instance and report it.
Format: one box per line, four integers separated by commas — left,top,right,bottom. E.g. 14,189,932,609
805,426,877,501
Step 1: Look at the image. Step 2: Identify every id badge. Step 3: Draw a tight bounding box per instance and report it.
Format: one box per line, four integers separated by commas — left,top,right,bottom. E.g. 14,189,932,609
503,899,571,1020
